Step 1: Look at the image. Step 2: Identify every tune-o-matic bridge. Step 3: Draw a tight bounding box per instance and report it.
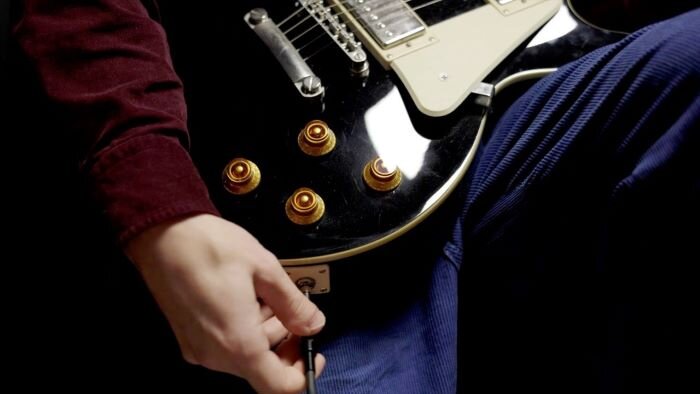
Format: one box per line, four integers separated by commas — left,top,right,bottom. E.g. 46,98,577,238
341,0,425,48
299,0,369,75
245,2,370,98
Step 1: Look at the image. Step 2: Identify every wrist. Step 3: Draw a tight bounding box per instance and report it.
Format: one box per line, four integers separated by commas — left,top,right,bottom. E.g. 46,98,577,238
124,212,216,268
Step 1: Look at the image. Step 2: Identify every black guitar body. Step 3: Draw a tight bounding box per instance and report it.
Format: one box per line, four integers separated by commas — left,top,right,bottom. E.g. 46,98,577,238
158,0,624,264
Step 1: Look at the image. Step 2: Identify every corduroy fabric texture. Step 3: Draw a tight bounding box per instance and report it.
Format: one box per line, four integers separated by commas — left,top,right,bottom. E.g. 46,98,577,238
316,8,699,393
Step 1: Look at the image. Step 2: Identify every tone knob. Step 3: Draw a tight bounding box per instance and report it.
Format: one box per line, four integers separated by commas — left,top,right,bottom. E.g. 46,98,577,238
363,157,401,192
222,158,261,195
298,120,336,156
285,187,325,225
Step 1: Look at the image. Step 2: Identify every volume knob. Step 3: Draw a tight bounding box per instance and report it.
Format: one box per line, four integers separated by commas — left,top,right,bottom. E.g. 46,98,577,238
285,187,325,225
298,120,336,156
363,158,401,192
222,158,261,195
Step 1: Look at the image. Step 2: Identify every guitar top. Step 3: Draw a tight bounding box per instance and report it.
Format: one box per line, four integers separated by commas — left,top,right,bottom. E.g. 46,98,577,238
158,0,623,265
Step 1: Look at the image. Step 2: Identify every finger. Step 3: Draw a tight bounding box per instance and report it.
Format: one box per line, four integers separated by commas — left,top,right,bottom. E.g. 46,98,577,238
253,259,325,336
275,334,301,365
314,353,326,378
275,335,326,376
248,335,326,394
287,350,327,379
247,350,308,394
263,316,290,348
259,303,274,321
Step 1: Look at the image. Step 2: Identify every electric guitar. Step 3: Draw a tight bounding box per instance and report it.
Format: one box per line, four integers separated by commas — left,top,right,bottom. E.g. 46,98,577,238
159,0,623,271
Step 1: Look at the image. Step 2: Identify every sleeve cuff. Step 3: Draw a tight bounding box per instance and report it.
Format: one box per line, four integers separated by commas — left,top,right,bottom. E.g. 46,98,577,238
87,133,220,244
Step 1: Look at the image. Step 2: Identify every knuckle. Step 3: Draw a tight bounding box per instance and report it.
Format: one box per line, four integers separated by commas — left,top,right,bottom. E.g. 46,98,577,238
262,249,278,264
256,257,284,284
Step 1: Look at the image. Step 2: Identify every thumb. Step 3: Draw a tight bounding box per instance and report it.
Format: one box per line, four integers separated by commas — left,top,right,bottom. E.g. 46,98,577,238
254,259,326,336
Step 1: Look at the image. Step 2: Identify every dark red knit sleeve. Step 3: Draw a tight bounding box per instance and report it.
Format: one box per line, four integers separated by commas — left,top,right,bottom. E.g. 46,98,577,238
14,0,219,243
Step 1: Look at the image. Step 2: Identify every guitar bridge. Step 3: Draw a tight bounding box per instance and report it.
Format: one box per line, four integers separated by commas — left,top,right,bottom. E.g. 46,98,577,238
244,9,325,98
340,0,426,48
299,0,369,76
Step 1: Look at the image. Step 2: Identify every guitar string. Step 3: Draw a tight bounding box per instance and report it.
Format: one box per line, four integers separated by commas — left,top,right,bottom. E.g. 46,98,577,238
294,0,423,52
296,27,331,53
298,0,443,60
283,0,427,38
303,39,338,61
278,1,367,58
284,0,443,58
411,0,443,12
283,0,365,35
290,22,323,44
289,0,396,55
279,0,418,29
289,0,423,44
276,5,306,28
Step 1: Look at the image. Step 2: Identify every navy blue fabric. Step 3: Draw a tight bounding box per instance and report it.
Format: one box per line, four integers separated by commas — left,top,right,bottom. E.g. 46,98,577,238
317,8,699,394
455,8,700,253
454,8,699,394
316,252,459,393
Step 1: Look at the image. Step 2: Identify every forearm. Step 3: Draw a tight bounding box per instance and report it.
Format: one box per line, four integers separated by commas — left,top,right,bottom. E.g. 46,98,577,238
14,0,218,242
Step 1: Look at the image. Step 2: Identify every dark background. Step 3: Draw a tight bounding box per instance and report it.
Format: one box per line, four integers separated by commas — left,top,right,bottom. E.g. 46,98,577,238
3,1,698,392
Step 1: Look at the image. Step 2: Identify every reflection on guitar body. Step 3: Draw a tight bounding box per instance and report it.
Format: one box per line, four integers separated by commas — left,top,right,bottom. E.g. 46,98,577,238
159,0,624,264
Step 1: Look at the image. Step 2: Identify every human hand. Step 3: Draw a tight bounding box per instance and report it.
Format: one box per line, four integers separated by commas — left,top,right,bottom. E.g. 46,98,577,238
125,214,326,393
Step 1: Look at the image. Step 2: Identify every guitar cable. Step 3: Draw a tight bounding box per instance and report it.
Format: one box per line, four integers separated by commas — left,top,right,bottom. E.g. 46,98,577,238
494,68,557,94
301,288,318,394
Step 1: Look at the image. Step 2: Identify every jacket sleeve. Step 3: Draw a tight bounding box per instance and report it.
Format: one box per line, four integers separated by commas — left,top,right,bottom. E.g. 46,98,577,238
14,0,219,243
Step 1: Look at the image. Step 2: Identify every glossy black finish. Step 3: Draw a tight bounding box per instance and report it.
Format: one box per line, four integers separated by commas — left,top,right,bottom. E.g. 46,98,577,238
159,1,624,261
413,0,484,26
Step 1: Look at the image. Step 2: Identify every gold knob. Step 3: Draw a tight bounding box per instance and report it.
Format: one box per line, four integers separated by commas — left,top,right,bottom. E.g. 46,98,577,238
363,158,401,192
222,158,261,195
285,187,325,225
298,120,336,156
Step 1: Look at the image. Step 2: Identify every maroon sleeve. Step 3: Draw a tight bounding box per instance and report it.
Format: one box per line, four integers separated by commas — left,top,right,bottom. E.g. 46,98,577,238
14,0,219,243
